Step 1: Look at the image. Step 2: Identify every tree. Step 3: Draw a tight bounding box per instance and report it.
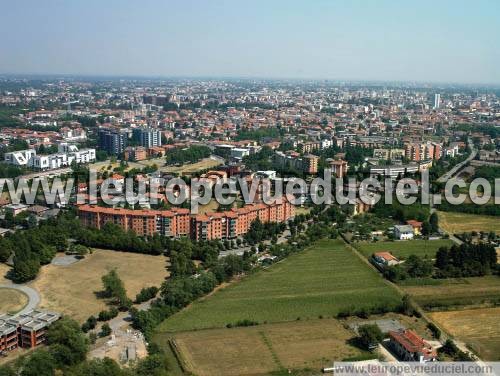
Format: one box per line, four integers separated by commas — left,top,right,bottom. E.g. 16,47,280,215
0,237,13,262
47,317,89,366
405,255,433,278
12,248,40,283
101,269,131,308
20,350,56,376
357,324,383,350
99,323,111,338
68,358,127,376
421,221,431,236
429,212,439,233
135,354,169,376
0,366,15,376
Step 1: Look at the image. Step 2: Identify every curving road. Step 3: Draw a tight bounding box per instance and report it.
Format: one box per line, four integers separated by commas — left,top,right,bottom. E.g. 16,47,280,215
0,283,41,316
436,141,477,183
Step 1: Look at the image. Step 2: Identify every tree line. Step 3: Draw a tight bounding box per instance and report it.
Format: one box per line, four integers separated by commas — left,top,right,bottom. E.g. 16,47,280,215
164,145,211,165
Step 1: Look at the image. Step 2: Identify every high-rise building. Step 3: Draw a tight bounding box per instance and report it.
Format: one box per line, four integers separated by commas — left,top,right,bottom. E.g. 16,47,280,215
434,93,441,109
98,128,128,155
132,128,162,148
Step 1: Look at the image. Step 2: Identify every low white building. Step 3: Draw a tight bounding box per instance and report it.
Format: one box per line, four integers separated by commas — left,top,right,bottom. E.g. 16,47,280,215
4,149,37,166
230,148,250,159
394,225,415,240
4,144,96,170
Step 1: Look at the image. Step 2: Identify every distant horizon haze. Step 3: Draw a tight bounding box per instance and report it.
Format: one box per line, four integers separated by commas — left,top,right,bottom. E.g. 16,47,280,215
1,0,499,84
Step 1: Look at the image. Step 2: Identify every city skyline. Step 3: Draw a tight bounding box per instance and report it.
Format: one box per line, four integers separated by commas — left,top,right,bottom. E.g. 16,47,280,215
1,0,499,84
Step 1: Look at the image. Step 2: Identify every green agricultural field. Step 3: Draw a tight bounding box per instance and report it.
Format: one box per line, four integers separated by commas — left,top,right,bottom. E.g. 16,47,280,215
355,239,455,260
156,239,401,333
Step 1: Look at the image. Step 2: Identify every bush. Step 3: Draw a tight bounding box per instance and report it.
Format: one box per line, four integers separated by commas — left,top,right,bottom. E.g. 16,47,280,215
99,323,111,338
97,308,119,322
81,316,97,333
427,322,441,339
226,319,259,328
134,286,159,304
358,324,383,351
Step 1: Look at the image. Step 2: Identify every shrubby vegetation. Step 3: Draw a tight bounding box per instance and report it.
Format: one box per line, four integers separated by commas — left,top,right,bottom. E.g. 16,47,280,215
357,324,383,351
438,339,475,361
234,127,283,142
384,242,497,282
101,269,132,310
165,145,211,165
130,252,254,338
435,243,497,278
244,218,286,245
384,255,434,282
134,286,159,304
371,200,430,222
439,201,500,216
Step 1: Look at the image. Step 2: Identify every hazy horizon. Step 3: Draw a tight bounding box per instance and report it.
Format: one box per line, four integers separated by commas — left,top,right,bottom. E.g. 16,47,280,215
2,0,499,84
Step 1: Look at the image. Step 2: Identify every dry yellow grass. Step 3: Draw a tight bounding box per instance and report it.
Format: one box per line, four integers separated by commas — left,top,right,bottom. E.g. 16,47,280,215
29,249,169,322
429,308,500,361
161,158,222,175
0,288,28,314
0,263,11,284
169,319,366,376
402,276,500,310
437,211,500,234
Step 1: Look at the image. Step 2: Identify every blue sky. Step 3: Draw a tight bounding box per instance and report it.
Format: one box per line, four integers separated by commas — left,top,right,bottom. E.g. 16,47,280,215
1,0,499,83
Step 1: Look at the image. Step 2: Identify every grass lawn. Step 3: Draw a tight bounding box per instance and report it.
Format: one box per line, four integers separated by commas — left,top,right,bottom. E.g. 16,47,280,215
157,239,401,333
355,239,454,260
430,307,500,361
437,211,500,234
402,275,500,310
155,319,372,376
0,288,28,314
29,250,169,322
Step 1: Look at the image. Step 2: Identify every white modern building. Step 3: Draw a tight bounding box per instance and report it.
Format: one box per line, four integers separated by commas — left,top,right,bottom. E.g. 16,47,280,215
4,144,96,170
4,149,37,166
230,148,250,159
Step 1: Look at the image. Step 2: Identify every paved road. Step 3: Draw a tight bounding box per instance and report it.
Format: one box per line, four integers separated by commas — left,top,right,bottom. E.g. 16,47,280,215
0,283,41,316
436,143,477,183
102,301,153,332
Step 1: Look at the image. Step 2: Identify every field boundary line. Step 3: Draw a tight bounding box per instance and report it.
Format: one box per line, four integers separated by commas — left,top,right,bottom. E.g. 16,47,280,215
258,331,284,371
168,338,189,374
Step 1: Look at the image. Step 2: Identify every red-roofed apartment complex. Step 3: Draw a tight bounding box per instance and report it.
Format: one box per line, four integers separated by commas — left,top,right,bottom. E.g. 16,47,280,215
388,329,437,362
78,199,295,241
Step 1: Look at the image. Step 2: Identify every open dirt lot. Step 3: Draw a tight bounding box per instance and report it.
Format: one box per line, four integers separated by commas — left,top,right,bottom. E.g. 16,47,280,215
429,307,500,361
437,211,500,234
29,249,169,322
162,319,370,376
0,288,28,314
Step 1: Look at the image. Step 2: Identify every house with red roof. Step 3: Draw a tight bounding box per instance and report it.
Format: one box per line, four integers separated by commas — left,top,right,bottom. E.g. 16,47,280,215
388,329,437,362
